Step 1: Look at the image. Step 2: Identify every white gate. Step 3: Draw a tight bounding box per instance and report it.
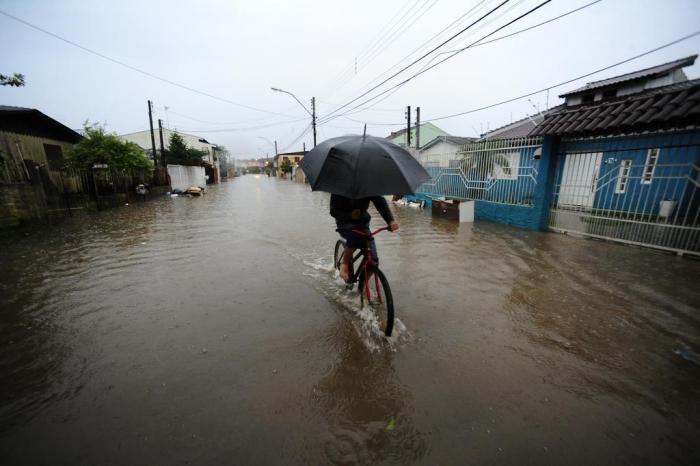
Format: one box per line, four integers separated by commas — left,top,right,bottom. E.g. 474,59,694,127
550,148,700,256
558,152,602,208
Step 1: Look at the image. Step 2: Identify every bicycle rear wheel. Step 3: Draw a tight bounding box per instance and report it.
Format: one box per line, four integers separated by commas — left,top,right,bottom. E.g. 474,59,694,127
359,267,394,337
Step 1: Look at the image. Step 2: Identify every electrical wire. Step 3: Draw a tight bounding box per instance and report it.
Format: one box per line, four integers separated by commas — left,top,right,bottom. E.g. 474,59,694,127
319,0,512,122
319,0,552,124
319,0,423,95
424,29,700,122
335,0,603,123
324,1,437,100
175,116,310,133
0,9,296,117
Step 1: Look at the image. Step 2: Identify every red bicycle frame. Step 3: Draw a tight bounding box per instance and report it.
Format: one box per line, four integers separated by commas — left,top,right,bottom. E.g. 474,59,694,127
351,226,389,305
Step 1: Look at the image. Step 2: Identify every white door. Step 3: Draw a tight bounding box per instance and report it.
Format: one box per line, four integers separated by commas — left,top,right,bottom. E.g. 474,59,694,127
558,152,602,208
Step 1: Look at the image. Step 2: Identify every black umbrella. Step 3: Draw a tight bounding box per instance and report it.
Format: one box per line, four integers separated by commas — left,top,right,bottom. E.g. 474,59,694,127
298,134,430,199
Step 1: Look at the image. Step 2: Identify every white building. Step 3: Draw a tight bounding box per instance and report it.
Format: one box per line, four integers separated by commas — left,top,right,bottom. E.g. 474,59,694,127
418,136,474,167
119,129,220,183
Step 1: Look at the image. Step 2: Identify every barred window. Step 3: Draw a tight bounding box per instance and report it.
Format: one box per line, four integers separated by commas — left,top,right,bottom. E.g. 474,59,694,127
615,160,632,193
641,148,659,184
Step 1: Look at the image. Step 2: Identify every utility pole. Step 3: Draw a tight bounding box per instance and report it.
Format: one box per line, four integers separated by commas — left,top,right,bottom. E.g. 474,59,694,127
303,142,306,153
158,119,166,167
405,106,411,147
415,106,421,149
311,97,317,147
274,140,278,156
147,100,157,168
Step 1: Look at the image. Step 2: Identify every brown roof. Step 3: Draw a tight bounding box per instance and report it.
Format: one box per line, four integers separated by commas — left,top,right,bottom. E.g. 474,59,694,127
559,55,697,97
0,106,82,143
531,79,700,137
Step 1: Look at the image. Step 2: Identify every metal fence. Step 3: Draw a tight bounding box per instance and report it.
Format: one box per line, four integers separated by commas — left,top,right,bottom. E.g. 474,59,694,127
417,137,542,206
550,146,700,256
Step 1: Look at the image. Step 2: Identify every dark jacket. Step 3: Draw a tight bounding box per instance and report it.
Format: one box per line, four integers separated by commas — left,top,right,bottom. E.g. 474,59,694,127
330,194,395,229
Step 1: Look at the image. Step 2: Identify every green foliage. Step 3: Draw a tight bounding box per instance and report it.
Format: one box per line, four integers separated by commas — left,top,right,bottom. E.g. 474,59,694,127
167,133,207,166
280,159,293,174
0,73,25,87
66,123,153,170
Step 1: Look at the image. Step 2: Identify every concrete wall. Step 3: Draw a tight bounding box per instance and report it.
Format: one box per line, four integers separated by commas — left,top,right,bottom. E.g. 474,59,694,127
0,183,46,228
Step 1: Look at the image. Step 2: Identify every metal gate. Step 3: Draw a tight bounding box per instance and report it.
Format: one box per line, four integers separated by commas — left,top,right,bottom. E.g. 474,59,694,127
418,136,542,205
550,148,700,256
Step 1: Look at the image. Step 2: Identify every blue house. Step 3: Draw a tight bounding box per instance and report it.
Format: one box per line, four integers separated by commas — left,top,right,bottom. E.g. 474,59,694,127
531,55,700,255
414,55,700,255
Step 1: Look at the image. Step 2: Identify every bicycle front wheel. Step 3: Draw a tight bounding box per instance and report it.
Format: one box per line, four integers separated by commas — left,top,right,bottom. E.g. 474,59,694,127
359,267,395,337
333,239,345,271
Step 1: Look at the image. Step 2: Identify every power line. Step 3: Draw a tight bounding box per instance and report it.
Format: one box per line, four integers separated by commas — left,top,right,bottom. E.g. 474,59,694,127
319,0,423,95
320,0,512,122
280,124,312,153
425,29,700,122
341,0,490,100
320,0,552,124
175,116,309,133
335,0,602,124
0,9,294,117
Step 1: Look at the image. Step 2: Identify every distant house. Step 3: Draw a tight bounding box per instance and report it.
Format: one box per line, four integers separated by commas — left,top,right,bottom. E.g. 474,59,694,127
275,151,305,179
119,129,220,183
387,122,449,149
418,135,475,167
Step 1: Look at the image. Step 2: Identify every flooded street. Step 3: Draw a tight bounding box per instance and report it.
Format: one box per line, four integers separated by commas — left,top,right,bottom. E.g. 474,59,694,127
1,175,699,465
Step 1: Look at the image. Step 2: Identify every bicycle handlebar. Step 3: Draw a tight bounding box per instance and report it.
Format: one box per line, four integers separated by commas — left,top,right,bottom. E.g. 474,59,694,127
351,226,391,237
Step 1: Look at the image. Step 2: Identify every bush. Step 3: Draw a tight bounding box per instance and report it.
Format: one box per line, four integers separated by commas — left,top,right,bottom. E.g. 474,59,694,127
67,123,153,170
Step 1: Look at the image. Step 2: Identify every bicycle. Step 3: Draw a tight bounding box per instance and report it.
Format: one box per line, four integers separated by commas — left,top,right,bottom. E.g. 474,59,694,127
333,226,395,336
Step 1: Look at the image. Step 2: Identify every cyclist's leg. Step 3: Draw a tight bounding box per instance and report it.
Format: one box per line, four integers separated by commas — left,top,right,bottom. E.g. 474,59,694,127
367,237,379,266
337,228,363,281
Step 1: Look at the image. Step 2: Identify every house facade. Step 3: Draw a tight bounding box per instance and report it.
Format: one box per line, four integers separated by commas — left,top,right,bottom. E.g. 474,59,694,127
413,55,700,255
119,129,220,183
275,151,305,178
0,106,82,226
418,136,474,167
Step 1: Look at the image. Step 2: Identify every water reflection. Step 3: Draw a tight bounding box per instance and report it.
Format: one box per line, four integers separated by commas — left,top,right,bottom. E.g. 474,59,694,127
310,324,428,465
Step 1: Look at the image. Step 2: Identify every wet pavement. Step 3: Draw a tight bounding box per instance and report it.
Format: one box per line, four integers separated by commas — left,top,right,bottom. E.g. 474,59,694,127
1,175,699,465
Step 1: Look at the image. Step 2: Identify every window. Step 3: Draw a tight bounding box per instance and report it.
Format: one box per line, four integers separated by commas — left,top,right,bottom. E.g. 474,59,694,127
494,152,520,180
602,88,618,100
43,144,64,170
641,148,659,184
294,157,300,162
615,160,632,193
582,93,595,104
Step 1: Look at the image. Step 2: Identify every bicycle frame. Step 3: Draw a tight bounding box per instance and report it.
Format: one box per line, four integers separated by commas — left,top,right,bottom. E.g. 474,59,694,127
350,226,389,305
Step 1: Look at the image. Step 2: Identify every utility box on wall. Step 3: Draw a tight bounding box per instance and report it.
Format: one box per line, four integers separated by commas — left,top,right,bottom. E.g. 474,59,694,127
432,198,474,223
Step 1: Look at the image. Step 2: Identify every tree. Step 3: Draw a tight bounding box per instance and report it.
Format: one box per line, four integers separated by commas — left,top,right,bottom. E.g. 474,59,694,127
167,132,207,166
280,159,293,176
66,122,153,170
0,73,25,87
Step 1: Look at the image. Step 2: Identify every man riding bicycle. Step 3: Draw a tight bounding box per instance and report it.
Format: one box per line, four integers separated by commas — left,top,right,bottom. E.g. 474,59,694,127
330,194,399,281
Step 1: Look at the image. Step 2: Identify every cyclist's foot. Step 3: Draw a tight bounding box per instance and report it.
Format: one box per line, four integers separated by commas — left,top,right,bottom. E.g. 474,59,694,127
339,263,350,281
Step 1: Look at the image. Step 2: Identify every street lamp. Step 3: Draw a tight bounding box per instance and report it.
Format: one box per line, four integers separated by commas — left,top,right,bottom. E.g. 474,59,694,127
271,87,317,147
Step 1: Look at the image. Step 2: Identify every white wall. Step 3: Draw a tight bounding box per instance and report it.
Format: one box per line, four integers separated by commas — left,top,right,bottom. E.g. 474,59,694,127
167,164,206,191
419,141,461,167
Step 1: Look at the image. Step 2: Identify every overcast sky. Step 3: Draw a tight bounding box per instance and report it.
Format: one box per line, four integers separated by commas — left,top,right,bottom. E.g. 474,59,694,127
1,0,699,158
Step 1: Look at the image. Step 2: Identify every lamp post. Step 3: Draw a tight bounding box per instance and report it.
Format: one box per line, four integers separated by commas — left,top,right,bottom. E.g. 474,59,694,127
271,87,317,147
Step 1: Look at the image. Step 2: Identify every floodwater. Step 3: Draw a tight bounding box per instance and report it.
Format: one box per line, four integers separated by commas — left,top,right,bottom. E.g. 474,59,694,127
1,175,699,465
